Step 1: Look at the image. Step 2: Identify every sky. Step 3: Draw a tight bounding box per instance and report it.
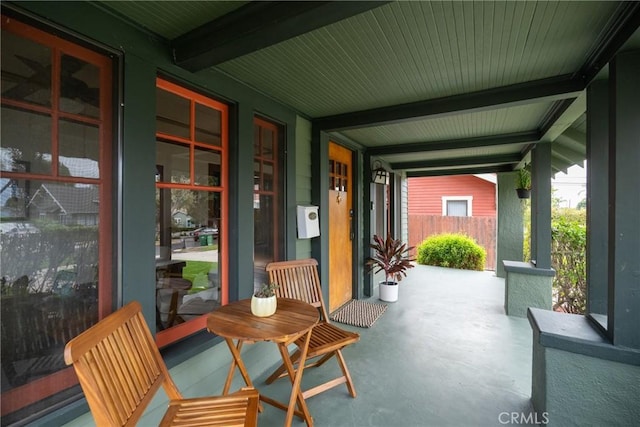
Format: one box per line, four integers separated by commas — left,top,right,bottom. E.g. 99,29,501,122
552,163,587,208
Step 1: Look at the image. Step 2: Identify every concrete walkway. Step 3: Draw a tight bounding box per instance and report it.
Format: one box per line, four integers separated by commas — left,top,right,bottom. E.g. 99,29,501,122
280,264,535,427
64,264,534,427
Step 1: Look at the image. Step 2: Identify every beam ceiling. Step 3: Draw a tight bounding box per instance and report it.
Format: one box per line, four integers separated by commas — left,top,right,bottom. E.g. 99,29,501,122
314,75,585,132
391,153,522,171
368,131,541,156
173,1,390,71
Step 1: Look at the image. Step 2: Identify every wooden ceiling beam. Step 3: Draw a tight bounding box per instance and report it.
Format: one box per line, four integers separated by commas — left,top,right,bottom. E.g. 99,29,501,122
172,1,390,71
368,131,540,156
405,165,513,178
390,153,522,170
315,75,584,132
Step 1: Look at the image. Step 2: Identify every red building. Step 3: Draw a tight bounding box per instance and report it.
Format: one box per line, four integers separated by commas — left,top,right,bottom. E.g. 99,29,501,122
408,174,497,270
408,174,496,217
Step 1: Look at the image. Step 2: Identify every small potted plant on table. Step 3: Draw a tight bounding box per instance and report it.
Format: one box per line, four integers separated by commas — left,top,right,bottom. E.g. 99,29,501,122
365,234,415,302
251,283,279,317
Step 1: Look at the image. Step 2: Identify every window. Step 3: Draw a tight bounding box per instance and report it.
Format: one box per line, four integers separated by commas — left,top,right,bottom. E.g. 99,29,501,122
442,196,473,217
253,117,284,287
1,15,113,420
154,78,228,347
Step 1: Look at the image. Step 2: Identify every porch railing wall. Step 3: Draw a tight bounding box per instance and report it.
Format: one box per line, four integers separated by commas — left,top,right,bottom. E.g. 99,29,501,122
408,215,496,271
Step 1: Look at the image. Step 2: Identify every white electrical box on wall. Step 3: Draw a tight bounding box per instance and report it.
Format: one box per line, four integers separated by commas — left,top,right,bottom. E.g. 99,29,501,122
297,205,320,239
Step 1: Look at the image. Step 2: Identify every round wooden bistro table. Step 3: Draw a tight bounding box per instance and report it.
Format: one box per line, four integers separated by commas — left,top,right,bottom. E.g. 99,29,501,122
207,298,319,427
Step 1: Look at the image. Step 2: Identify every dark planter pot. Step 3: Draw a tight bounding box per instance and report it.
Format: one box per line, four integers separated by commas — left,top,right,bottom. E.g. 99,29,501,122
516,188,531,199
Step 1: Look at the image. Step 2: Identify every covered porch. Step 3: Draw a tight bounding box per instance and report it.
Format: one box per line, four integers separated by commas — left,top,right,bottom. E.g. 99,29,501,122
63,265,534,426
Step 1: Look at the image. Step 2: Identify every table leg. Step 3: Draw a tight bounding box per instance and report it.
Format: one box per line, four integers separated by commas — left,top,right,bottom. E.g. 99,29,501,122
222,338,253,393
277,330,314,427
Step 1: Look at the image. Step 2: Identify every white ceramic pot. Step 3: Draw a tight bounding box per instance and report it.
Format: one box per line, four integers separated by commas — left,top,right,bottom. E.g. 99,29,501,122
251,295,277,317
379,281,399,302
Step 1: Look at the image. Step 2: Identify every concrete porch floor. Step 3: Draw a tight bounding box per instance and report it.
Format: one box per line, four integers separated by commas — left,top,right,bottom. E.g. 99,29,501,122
65,265,534,426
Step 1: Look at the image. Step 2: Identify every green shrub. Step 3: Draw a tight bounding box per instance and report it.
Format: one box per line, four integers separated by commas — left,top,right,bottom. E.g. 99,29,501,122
416,233,486,271
523,207,586,314
551,209,586,313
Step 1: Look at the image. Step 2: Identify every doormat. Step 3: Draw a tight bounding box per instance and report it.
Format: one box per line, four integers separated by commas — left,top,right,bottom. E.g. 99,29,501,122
329,300,387,328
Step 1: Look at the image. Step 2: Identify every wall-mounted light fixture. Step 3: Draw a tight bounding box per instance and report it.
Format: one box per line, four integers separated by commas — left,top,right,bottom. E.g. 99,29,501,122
371,160,389,185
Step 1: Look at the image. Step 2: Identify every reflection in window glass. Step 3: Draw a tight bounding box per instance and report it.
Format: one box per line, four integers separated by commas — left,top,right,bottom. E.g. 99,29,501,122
194,146,221,187
261,128,273,159
253,118,282,288
155,188,221,332
1,30,52,107
60,54,100,119
59,119,100,178
195,103,221,146
156,139,190,184
1,107,52,175
0,179,99,389
156,78,227,342
156,88,190,139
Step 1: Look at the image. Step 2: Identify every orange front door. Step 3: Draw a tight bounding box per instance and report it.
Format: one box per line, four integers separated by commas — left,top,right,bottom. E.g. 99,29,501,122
328,142,353,312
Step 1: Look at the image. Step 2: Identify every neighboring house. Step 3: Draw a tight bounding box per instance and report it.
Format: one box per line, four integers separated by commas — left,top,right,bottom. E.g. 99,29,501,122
27,183,99,226
408,174,497,270
172,211,194,228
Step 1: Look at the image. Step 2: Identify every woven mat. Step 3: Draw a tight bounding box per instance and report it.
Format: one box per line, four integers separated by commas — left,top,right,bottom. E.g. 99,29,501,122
329,299,388,328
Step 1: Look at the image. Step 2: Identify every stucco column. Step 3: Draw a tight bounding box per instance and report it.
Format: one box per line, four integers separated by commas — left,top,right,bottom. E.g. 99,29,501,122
496,171,524,278
530,142,552,270
586,79,608,316
608,49,640,348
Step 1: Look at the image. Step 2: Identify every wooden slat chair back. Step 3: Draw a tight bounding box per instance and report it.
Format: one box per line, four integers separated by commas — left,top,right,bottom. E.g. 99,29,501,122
64,301,259,427
266,258,360,400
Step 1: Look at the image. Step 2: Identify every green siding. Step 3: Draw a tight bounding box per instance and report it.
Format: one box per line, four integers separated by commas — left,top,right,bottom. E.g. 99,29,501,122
295,116,312,259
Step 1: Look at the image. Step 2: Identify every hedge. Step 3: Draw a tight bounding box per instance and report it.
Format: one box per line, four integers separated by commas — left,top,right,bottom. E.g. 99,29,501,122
416,233,486,271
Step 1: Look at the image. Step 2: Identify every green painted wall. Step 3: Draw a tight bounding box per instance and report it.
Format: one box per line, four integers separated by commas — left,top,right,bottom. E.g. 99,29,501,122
533,345,640,426
504,266,552,317
12,1,303,312
294,116,313,259
496,172,524,278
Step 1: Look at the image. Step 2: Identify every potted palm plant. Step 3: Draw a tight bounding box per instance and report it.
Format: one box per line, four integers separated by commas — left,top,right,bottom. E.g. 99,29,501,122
516,167,531,199
365,234,415,302
251,283,279,317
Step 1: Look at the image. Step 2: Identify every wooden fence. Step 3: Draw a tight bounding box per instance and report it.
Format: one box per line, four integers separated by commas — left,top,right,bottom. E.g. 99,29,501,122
408,215,497,271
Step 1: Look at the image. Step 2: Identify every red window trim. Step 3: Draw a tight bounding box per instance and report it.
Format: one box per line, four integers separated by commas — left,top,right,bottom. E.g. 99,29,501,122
155,78,229,347
1,14,113,415
253,117,280,261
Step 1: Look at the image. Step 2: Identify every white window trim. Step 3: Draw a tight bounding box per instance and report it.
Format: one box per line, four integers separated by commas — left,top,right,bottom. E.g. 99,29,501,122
442,196,473,216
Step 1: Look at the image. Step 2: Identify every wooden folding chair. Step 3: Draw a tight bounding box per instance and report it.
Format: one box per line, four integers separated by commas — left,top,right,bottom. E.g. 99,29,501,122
265,258,360,400
64,301,259,427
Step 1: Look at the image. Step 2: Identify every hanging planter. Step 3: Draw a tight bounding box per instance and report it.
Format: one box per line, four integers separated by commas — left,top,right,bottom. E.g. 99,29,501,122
516,168,531,199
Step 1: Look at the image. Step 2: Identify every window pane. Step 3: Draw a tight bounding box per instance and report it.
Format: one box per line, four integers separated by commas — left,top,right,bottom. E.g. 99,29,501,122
156,140,190,184
263,162,273,191
156,88,190,139
155,188,221,332
261,128,273,159
254,161,260,191
60,54,100,118
1,30,52,107
254,193,274,266
253,118,282,287
0,179,99,390
447,200,468,217
195,103,221,146
1,107,52,175
194,146,221,187
59,119,99,178
253,125,260,153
